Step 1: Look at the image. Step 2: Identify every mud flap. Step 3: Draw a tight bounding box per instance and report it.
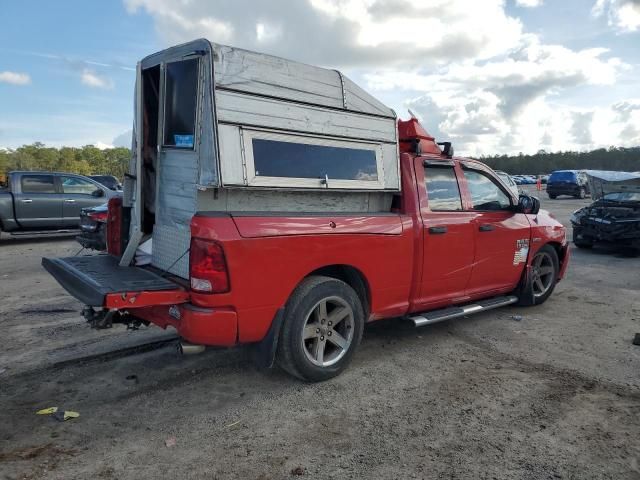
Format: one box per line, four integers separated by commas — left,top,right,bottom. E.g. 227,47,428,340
515,264,535,306
250,308,285,369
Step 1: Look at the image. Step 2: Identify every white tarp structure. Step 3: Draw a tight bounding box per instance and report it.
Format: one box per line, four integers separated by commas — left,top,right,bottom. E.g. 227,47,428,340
585,170,640,200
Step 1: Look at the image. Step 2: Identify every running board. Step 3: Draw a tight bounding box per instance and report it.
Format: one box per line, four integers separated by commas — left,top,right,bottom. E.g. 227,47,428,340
409,295,519,327
10,229,78,236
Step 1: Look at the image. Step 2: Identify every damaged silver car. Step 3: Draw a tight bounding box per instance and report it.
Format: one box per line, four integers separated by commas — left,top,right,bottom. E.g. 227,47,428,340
571,171,640,254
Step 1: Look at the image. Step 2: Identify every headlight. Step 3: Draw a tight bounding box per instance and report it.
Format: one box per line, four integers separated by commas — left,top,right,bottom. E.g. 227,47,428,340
569,209,583,225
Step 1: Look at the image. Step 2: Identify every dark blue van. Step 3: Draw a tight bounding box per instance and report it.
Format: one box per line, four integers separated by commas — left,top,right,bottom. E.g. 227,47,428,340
547,170,590,199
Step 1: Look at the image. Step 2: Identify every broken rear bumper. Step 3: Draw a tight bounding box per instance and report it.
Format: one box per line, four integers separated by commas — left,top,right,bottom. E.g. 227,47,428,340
132,304,238,346
42,254,238,346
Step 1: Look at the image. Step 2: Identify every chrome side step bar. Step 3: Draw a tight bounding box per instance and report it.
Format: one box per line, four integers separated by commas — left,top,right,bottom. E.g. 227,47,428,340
409,295,519,327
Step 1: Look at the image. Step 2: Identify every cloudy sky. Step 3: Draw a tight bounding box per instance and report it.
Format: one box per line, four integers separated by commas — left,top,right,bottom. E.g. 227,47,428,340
0,0,639,155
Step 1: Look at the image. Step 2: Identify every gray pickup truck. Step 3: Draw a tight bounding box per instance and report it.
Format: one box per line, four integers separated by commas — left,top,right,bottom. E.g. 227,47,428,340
0,171,118,237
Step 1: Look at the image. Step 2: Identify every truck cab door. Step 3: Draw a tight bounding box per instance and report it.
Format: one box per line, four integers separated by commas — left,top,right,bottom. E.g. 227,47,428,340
13,174,63,228
416,160,475,309
461,167,531,296
59,175,107,227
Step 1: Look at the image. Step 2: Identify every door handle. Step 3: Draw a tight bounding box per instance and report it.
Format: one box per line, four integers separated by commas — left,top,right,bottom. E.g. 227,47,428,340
64,199,76,203
479,224,495,232
428,226,448,234
21,199,33,203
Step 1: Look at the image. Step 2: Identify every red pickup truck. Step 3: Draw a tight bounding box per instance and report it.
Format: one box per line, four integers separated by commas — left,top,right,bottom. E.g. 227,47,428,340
43,117,568,382
42,40,568,382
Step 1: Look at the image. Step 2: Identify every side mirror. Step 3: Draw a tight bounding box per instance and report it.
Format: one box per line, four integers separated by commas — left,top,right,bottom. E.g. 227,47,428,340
92,189,105,198
517,194,540,215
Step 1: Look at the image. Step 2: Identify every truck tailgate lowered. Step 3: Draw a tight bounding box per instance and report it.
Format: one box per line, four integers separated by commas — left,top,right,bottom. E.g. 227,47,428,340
42,255,186,307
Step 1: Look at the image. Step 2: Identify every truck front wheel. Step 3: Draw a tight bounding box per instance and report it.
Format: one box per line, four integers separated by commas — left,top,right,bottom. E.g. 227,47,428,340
530,245,559,305
277,276,364,382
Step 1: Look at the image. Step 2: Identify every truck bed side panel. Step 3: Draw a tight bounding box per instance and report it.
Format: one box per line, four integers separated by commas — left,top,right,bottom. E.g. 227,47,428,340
191,214,415,343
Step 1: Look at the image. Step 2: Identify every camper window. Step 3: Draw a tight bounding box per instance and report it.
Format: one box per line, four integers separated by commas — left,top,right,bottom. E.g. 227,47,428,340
243,130,385,190
162,58,199,149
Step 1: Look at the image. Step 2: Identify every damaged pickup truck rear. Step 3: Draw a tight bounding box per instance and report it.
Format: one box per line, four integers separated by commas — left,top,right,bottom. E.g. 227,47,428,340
571,171,640,253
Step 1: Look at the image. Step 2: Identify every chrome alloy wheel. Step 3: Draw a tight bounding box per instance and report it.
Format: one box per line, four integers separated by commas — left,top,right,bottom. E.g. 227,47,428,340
531,250,555,298
301,296,355,367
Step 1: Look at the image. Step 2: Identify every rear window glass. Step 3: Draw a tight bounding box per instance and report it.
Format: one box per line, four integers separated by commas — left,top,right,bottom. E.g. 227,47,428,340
163,59,199,148
425,166,463,211
549,171,577,183
21,175,55,194
252,139,378,181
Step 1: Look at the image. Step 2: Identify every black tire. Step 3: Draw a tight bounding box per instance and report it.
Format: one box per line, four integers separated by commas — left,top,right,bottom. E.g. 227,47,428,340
548,194,557,199
277,276,364,382
530,245,560,305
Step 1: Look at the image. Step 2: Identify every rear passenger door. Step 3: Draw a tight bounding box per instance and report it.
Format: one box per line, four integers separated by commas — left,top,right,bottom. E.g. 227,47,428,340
461,167,531,296
417,160,476,308
60,175,106,227
13,174,63,228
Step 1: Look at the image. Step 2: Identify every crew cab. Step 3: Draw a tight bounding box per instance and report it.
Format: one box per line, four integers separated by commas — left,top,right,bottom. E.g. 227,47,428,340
0,171,118,237
42,40,569,381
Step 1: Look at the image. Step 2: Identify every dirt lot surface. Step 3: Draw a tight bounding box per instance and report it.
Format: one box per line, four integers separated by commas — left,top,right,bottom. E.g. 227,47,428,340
1,188,639,480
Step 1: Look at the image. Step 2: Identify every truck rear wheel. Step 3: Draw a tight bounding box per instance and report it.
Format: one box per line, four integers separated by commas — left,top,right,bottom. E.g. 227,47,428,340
277,276,364,382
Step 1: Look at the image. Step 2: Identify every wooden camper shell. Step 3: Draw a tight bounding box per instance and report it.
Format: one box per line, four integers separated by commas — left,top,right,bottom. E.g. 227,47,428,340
137,38,400,193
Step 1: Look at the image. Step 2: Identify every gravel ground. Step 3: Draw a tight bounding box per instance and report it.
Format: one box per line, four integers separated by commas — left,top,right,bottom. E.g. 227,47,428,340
1,187,639,480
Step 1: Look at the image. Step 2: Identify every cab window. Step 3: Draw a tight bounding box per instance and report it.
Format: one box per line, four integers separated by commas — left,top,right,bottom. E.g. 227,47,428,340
425,165,463,211
61,176,99,195
463,170,511,211
21,175,55,194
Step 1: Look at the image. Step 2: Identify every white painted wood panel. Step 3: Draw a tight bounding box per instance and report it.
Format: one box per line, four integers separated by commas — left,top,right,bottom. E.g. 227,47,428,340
215,90,397,143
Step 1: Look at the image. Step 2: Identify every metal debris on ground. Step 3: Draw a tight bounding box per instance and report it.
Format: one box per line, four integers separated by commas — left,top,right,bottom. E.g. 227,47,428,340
291,466,305,476
510,315,523,321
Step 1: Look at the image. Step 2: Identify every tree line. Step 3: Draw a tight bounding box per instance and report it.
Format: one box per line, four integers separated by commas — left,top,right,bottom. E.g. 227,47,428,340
1,142,639,181
480,146,640,175
0,143,131,181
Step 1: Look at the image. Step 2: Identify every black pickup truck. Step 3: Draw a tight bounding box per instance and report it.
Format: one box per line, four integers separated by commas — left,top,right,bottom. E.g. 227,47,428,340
0,171,119,238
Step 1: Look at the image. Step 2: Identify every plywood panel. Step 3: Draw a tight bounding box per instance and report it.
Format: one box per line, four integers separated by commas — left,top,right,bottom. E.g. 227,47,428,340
215,90,396,143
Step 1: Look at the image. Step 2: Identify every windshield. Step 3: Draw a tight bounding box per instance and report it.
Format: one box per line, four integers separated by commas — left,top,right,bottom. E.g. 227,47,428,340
549,171,576,183
602,192,640,202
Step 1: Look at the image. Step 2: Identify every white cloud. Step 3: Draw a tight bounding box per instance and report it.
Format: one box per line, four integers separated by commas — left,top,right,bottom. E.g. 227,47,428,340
122,0,638,154
81,69,114,89
593,0,640,32
112,130,133,148
516,0,544,7
0,71,31,85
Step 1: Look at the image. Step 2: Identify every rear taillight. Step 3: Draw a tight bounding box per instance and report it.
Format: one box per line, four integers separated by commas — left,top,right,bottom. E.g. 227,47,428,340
189,238,230,294
88,211,108,222
106,197,122,256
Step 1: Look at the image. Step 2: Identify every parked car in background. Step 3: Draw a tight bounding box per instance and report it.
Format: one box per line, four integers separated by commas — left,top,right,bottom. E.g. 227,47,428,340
0,171,119,237
547,170,590,199
76,203,108,250
90,175,122,191
496,171,520,197
571,171,640,254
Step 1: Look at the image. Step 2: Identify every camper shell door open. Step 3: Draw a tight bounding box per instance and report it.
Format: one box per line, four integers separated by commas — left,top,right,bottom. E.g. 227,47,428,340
124,38,399,279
